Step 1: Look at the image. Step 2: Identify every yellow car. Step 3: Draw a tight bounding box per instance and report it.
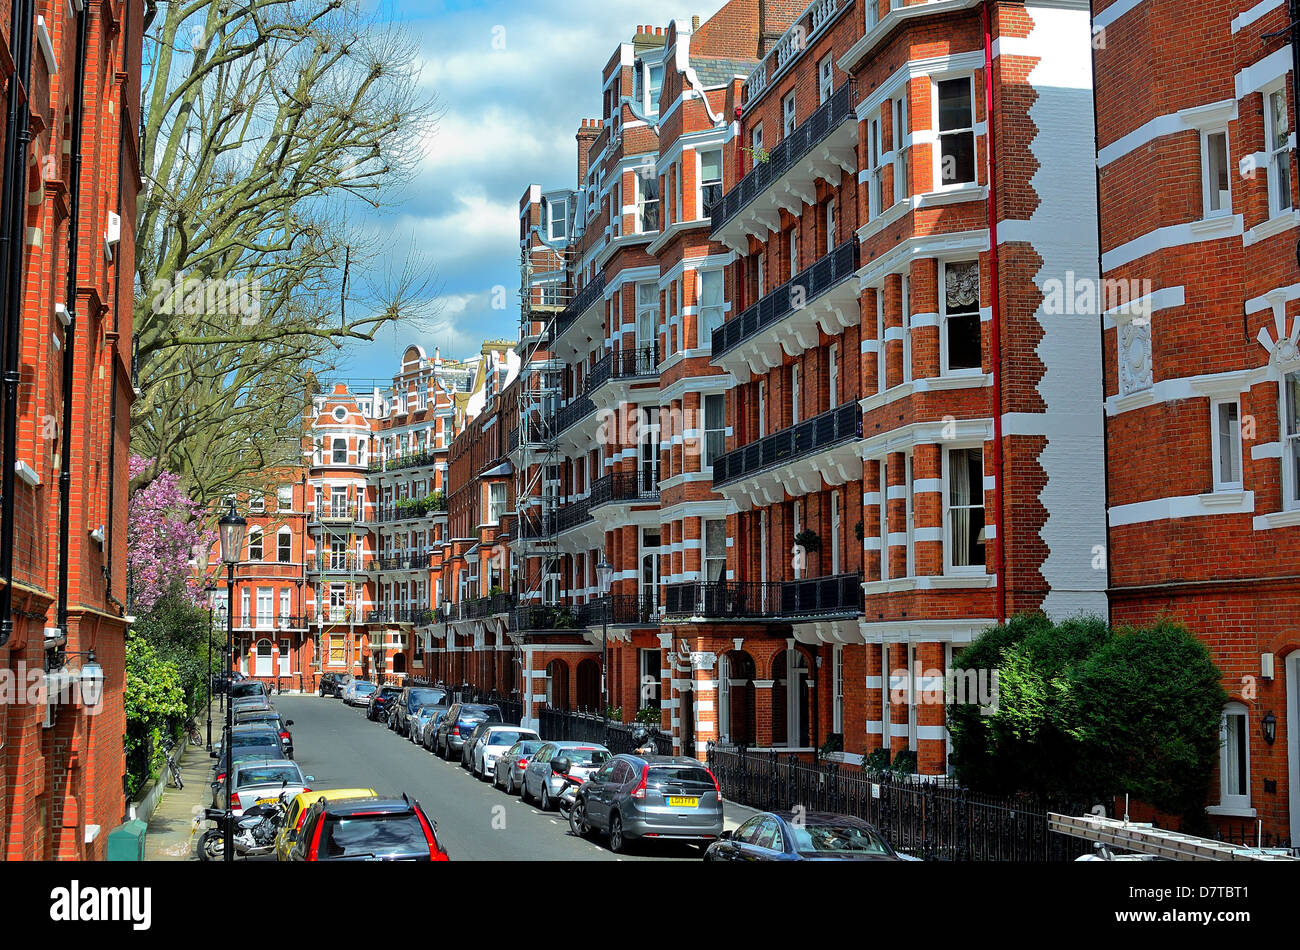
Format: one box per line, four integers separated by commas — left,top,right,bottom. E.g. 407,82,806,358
275,788,378,861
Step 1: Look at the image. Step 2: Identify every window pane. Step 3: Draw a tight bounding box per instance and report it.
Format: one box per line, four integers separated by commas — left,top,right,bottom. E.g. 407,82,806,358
938,79,972,132
1217,402,1240,484
940,131,975,185
1207,132,1229,213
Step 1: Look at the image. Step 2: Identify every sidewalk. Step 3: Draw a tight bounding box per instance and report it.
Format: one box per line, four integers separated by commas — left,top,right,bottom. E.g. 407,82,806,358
145,702,220,861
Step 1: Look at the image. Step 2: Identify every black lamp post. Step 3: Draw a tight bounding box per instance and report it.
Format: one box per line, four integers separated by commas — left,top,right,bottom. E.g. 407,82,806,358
195,544,217,751
596,556,613,721
217,500,247,863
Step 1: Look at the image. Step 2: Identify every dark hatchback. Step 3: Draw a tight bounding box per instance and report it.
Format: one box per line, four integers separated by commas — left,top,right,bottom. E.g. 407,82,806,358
434,703,502,760
287,795,449,861
368,685,403,722
233,709,295,759
392,686,449,737
319,673,353,698
704,811,908,861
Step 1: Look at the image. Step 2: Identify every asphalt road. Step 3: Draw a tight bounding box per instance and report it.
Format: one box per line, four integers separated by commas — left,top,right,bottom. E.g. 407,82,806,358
274,693,707,861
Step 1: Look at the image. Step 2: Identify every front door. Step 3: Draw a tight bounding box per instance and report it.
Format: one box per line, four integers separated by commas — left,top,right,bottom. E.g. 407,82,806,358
255,639,273,677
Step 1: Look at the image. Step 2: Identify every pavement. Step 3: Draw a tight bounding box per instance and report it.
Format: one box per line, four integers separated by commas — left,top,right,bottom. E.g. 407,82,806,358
145,701,224,861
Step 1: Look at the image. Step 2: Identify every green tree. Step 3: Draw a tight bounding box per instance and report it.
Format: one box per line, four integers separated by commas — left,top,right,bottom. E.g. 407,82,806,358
124,634,189,798
131,582,224,715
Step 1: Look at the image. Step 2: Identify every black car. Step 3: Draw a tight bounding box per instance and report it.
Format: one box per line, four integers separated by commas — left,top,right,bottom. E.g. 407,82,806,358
704,811,907,861
433,703,501,760
368,685,402,722
392,686,449,737
233,709,296,759
229,679,269,702
287,795,449,861
209,670,247,694
319,673,353,698
209,724,285,794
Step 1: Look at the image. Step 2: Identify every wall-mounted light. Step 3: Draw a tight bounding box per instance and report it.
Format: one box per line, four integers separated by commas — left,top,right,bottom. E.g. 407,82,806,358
1262,710,1277,746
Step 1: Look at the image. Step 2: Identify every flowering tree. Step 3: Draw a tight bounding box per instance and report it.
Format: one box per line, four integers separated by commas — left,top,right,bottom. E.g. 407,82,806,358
127,454,214,613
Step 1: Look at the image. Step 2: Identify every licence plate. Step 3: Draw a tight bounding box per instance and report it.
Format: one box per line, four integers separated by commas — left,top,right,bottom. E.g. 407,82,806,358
668,796,698,808
256,797,276,805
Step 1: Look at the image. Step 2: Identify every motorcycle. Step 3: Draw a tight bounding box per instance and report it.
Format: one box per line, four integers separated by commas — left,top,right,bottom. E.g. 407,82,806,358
550,757,588,835
198,788,289,861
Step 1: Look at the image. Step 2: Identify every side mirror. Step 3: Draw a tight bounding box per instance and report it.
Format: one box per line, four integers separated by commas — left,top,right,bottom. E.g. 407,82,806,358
285,720,294,727
305,776,315,782
552,757,571,775
209,751,217,758
718,830,733,841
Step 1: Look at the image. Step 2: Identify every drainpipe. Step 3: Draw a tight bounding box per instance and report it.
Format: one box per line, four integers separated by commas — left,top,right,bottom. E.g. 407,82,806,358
57,4,90,632
982,1,1007,624
0,0,36,647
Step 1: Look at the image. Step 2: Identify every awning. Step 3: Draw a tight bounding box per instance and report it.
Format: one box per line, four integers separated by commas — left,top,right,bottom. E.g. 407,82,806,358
480,460,514,478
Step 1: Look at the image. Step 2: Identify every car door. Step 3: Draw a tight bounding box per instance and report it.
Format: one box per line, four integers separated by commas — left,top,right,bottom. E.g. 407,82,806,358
529,744,554,797
584,759,619,827
714,815,764,861
740,817,785,862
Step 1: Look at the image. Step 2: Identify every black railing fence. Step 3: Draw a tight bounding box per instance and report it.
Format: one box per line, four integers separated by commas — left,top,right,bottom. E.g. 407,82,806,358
539,707,674,757
706,744,1092,862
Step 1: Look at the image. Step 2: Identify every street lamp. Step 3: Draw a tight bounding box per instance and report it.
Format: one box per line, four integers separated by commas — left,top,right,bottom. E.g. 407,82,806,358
196,543,217,750
217,500,247,863
596,556,614,721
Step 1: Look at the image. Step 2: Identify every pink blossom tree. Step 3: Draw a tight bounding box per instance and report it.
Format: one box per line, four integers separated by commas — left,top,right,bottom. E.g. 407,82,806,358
127,454,214,613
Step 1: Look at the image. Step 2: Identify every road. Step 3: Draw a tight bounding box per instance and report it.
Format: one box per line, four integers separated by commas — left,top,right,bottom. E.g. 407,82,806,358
274,693,710,861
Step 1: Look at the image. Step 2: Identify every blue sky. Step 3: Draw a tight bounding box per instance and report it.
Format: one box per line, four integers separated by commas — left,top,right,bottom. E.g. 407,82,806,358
340,0,727,382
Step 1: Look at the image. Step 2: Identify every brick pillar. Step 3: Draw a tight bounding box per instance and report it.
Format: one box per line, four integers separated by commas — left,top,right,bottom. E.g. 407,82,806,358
865,642,884,753
864,459,882,580
911,257,939,381
915,641,947,775
883,273,904,390
753,678,775,747
913,442,943,575
888,641,909,759
886,451,907,579
861,287,880,395
692,652,718,760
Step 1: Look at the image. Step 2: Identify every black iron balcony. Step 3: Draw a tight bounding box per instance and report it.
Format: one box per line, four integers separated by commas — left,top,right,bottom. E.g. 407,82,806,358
464,592,514,619
711,241,859,359
555,495,593,533
309,502,361,524
551,396,596,438
308,554,374,573
516,510,555,539
589,470,659,508
366,607,435,625
712,402,861,488
511,603,585,632
375,493,447,523
605,593,658,625
508,427,520,452
374,552,434,572
663,572,863,620
368,450,440,474
586,344,659,395
552,275,606,339
709,85,852,235
232,614,310,630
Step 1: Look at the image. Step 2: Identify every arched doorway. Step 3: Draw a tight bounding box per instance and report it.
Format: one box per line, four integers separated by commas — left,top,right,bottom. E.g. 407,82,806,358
576,658,601,712
545,659,570,710
771,647,811,748
254,639,273,678
393,653,407,676
718,651,756,745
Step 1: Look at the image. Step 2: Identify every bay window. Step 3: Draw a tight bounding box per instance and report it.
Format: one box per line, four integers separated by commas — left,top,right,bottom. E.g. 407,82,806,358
945,447,986,571
942,260,982,373
936,77,975,187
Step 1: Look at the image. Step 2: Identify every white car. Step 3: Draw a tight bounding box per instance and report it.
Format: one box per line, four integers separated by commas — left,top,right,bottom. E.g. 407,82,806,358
222,759,312,817
469,725,540,781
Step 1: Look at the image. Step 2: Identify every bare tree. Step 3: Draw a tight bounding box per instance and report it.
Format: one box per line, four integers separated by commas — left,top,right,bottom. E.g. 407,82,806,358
134,0,440,499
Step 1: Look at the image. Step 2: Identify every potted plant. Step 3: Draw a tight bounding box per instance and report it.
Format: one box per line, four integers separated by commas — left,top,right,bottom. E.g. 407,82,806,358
793,529,820,552
853,519,864,541
864,747,891,773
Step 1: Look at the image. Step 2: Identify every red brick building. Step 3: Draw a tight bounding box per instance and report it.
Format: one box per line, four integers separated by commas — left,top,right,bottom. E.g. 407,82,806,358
0,0,143,859
1094,0,1300,842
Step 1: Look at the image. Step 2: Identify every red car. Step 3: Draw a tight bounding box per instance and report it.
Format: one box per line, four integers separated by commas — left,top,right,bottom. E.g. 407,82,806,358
288,794,449,861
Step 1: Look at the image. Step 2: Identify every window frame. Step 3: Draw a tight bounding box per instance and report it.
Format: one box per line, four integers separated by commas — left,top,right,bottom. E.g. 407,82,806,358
1210,398,1243,492
699,149,723,219
940,259,982,376
1218,702,1251,811
943,445,987,575
783,91,797,137
933,75,976,190
1201,128,1231,218
704,393,726,469
1266,87,1293,217
818,54,834,104
1283,370,1300,510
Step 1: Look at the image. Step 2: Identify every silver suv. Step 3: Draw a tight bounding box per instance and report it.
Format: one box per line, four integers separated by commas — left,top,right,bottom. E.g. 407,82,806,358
568,753,723,853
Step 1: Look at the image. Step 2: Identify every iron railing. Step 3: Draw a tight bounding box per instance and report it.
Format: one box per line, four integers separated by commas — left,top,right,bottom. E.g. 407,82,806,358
712,401,861,488
552,275,606,339
365,607,435,625
368,450,440,474
554,494,593,533
374,553,434,572
230,614,310,630
712,240,860,359
511,603,585,632
539,707,674,756
551,396,596,438
706,744,1092,861
463,592,514,619
589,470,659,508
308,554,375,574
309,503,361,524
710,85,853,234
663,572,862,620
375,494,447,523
587,344,659,394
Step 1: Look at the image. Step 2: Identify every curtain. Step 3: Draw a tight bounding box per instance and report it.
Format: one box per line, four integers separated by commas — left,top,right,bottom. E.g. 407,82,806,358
951,450,971,565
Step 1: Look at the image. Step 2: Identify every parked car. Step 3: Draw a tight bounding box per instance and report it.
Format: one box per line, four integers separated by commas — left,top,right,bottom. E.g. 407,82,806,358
210,670,247,694
419,707,451,751
433,703,502,760
410,705,446,747
209,728,287,801
230,695,273,715
392,686,449,737
468,725,539,781
346,681,377,707
318,673,353,698
703,811,905,861
493,739,545,794
520,742,611,810
233,709,295,759
230,679,269,701
287,795,449,861
567,753,722,853
217,759,313,818
275,788,378,861
211,722,284,761
368,685,402,722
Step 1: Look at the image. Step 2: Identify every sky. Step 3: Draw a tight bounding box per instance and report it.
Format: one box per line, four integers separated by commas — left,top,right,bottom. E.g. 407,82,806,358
339,0,729,383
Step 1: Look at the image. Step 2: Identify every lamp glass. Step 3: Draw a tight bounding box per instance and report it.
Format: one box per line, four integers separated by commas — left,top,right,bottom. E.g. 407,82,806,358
217,501,247,565
596,558,614,595
80,658,104,708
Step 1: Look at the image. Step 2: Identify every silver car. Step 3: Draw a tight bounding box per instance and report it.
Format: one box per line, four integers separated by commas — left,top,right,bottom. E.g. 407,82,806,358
411,705,445,746
494,739,545,794
221,759,313,818
469,725,539,781
568,754,723,853
521,742,611,811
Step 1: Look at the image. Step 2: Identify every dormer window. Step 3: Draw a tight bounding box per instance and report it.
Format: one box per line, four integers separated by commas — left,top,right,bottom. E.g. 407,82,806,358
549,198,568,241
634,59,664,115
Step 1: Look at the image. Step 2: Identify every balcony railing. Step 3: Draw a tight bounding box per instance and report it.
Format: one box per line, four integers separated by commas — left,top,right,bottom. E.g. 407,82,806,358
308,554,374,574
555,495,593,533
463,592,514,619
231,614,310,630
663,572,863,620
552,275,606,339
711,241,859,359
309,503,361,524
589,470,659,507
374,552,434,572
710,85,853,235
375,494,447,523
586,344,659,394
712,402,861,488
551,396,596,438
367,449,440,474
508,427,520,452
366,607,435,625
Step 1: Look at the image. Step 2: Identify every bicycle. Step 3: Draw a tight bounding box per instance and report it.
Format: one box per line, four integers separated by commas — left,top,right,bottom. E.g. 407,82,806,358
184,716,202,747
162,737,185,790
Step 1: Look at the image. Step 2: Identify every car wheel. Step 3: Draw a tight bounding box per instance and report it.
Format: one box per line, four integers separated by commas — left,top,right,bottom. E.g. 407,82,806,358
608,813,627,854
540,784,551,811
505,772,516,795
520,776,532,803
569,799,591,838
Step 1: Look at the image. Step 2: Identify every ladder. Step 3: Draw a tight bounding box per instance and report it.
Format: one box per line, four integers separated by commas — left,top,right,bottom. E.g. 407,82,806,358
1049,813,1299,861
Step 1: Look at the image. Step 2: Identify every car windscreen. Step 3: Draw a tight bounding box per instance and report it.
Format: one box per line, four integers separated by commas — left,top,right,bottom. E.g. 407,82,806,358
486,731,532,747
230,682,266,698
646,766,715,789
354,683,377,693
559,748,610,766
236,765,301,787
408,689,445,707
230,731,280,747
379,687,401,698
789,821,891,856
323,814,427,858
